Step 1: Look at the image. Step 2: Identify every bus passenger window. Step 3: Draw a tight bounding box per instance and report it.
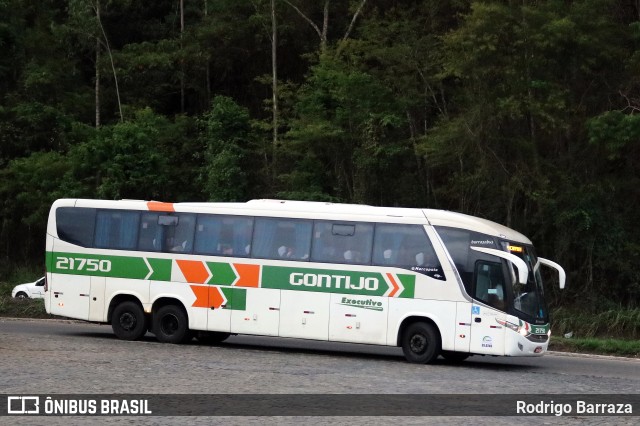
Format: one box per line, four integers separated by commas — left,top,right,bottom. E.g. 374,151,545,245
194,215,253,257
251,218,312,261
138,213,162,252
166,214,195,253
137,213,195,253
56,207,96,247
372,224,443,280
311,221,373,265
95,210,140,250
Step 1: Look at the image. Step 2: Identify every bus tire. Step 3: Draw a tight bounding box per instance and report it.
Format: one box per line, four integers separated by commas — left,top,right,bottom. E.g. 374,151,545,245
401,322,440,364
111,301,147,341
441,350,470,363
196,331,231,344
154,305,189,344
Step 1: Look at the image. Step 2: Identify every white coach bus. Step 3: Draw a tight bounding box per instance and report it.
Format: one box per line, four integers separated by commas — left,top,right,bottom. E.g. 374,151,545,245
44,198,565,363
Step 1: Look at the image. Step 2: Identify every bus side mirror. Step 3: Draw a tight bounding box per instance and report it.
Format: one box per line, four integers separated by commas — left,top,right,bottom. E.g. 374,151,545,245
470,246,528,285
539,257,566,289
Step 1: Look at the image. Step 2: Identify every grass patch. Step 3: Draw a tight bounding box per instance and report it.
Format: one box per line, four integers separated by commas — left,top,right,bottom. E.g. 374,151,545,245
0,294,49,318
549,336,640,358
551,306,640,339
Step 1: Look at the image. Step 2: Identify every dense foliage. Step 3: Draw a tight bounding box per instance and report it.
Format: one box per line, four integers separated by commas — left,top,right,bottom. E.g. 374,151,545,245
1,0,638,310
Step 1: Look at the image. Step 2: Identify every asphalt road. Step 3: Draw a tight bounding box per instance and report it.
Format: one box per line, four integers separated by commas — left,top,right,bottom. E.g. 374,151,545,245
1,318,638,425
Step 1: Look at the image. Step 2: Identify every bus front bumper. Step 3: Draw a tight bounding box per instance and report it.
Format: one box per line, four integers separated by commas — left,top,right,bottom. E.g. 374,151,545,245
504,331,549,356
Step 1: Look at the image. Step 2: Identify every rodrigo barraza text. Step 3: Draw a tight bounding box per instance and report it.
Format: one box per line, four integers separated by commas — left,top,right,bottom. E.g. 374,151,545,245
516,400,632,416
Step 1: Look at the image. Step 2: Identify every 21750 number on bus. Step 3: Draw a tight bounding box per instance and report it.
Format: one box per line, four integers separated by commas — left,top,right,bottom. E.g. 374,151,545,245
56,257,112,272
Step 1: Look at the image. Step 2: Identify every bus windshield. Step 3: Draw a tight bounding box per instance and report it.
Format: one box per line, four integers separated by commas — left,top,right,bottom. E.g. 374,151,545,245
502,242,548,323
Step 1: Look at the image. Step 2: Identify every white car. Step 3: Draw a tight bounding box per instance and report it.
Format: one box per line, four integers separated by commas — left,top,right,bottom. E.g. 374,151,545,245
12,277,46,299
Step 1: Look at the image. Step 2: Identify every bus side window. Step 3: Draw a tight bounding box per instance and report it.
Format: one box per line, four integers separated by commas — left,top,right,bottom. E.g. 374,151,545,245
311,221,373,265
194,215,253,257
138,213,162,252
372,224,441,271
251,218,312,261
56,207,96,247
166,214,196,253
94,210,140,250
194,215,220,255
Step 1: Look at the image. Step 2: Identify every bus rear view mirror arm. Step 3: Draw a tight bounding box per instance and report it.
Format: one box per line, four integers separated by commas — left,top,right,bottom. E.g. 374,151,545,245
539,257,566,290
470,246,529,285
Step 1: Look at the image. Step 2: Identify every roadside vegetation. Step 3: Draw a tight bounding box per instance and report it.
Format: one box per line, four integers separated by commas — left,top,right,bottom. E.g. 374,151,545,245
548,306,640,357
0,266,55,319
551,306,640,340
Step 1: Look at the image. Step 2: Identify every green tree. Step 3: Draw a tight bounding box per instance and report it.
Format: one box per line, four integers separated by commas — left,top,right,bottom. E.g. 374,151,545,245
0,151,71,261
199,96,253,201
283,56,404,203
65,108,173,200
427,0,634,306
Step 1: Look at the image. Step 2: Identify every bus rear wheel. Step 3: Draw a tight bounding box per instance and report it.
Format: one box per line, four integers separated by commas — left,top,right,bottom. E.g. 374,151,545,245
401,322,440,364
153,305,189,344
112,301,147,341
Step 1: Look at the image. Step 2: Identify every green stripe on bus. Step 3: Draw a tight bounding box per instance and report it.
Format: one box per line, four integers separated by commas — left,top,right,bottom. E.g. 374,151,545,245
49,252,171,281
47,251,417,298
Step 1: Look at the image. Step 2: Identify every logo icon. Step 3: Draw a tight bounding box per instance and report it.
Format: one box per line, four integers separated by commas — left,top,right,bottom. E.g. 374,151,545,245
481,336,493,348
472,306,480,315
7,396,40,414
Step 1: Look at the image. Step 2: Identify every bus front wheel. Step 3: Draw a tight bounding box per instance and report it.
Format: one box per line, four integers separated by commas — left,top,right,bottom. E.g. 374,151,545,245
112,301,147,341
153,305,189,344
401,322,440,364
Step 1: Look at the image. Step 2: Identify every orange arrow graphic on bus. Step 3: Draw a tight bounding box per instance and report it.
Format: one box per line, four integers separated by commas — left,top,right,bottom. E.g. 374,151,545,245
190,285,225,308
233,264,260,287
386,273,400,297
177,260,210,284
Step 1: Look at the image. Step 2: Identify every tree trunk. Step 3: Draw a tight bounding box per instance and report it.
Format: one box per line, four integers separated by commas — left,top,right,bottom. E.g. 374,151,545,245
272,0,278,155
95,0,101,128
94,0,123,122
204,0,211,106
180,0,185,113
320,0,328,53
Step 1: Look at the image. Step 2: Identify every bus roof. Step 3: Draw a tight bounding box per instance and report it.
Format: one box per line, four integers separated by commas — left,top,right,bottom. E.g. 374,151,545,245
423,209,531,245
